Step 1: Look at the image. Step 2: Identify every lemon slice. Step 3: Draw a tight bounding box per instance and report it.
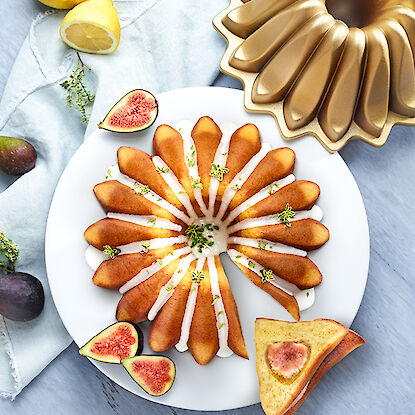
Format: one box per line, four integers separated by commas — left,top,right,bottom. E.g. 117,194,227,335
60,0,120,54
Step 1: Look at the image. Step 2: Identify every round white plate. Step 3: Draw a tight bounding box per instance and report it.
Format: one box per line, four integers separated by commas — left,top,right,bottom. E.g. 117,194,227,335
45,87,369,411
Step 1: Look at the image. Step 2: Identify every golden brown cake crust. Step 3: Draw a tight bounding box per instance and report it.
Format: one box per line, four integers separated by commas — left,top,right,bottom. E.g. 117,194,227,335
85,116,330,365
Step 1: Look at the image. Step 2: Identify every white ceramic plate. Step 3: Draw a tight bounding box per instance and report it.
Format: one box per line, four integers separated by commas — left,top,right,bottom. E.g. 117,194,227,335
45,87,369,411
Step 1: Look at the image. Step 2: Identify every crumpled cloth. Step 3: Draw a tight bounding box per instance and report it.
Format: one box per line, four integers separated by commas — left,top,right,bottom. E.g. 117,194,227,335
0,0,225,398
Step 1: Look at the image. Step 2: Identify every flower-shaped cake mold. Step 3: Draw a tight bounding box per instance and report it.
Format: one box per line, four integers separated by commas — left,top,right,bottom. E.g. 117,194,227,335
84,116,329,365
213,0,415,152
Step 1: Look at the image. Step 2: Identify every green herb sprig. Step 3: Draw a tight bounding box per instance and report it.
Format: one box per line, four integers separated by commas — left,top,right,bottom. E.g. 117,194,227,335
60,53,95,123
0,231,19,274
260,268,275,284
191,176,203,190
185,223,215,253
210,164,229,181
134,183,150,195
103,245,120,259
191,270,205,285
140,241,150,254
277,203,295,227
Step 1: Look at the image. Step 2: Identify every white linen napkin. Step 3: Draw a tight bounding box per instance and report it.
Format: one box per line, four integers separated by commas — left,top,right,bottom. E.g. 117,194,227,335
0,0,226,398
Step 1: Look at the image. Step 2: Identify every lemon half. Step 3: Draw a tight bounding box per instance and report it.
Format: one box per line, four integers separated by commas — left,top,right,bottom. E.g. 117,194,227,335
38,0,87,9
60,0,120,54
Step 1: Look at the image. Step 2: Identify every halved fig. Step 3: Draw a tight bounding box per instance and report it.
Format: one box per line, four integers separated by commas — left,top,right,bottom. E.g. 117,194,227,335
132,323,144,356
121,355,175,396
79,322,139,363
98,89,158,133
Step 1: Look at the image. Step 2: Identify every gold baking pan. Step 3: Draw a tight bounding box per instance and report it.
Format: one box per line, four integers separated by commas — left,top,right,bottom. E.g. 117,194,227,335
213,0,415,152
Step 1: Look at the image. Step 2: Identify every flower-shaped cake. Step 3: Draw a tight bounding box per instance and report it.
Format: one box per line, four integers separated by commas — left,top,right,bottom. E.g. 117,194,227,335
213,0,415,151
84,116,329,365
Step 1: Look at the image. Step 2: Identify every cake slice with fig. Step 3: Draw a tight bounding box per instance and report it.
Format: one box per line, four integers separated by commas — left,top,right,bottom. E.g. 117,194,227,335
255,318,365,415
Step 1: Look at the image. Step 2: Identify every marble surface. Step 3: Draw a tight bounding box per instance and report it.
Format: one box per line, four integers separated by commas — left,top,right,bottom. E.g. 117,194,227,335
1,1,414,414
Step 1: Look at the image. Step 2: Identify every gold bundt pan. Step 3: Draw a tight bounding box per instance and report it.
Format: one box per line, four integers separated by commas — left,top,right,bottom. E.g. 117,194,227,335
213,0,415,152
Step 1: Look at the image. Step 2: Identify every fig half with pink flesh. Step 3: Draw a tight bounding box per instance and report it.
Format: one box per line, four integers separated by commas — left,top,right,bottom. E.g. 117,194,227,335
266,341,309,380
121,355,175,396
98,89,158,133
79,322,139,364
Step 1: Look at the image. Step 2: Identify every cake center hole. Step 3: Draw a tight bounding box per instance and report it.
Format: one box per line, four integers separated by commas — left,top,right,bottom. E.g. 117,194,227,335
185,219,227,258
325,0,379,28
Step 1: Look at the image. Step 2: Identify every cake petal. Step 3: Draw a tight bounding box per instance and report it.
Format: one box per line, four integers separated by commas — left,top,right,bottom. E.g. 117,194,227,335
232,260,300,321
188,261,219,365
191,117,222,205
93,246,185,289
284,22,349,130
84,218,181,249
228,148,295,211
153,124,202,216
216,123,261,209
94,181,182,223
228,244,322,289
232,180,320,222
222,0,298,38
231,219,329,251
216,256,248,359
117,146,184,210
148,263,195,351
116,260,181,323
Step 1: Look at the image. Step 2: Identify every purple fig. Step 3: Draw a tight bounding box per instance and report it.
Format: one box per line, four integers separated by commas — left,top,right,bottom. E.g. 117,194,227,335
0,136,37,176
0,272,44,321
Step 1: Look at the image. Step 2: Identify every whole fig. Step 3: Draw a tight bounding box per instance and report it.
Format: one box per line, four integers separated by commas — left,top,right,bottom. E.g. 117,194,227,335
0,272,44,321
0,136,37,176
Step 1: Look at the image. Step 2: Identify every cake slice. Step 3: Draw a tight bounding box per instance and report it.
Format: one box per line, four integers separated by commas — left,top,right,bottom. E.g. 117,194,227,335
255,318,364,415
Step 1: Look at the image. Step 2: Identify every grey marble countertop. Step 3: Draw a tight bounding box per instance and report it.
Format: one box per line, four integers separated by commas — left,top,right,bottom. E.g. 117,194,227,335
1,1,414,414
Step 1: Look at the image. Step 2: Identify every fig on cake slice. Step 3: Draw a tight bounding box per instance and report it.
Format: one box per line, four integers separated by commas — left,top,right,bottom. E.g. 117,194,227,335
266,341,310,380
121,355,175,396
98,89,158,133
0,136,37,176
79,322,139,363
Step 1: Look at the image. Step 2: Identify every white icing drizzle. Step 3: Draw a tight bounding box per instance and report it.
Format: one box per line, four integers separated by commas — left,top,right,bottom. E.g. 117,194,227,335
207,122,236,217
107,212,182,232
216,143,272,221
223,174,295,226
147,253,195,321
85,245,107,271
208,256,233,358
119,246,191,294
227,249,314,311
227,205,323,234
176,121,208,215
228,236,307,257
119,236,188,254
152,156,198,220
106,164,191,224
175,257,206,352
